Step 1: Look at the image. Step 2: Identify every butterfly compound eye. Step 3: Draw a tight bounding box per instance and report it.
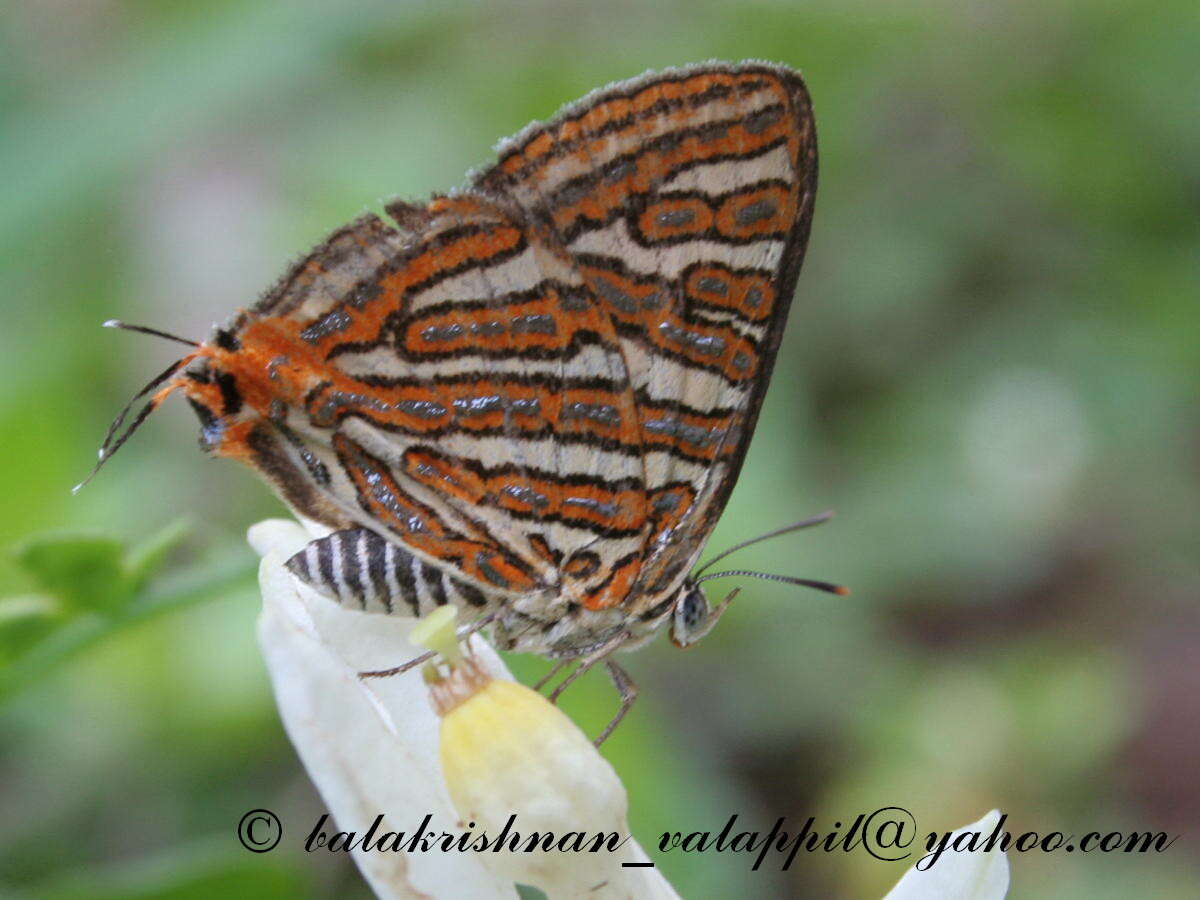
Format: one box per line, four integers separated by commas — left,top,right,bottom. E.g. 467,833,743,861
669,583,710,648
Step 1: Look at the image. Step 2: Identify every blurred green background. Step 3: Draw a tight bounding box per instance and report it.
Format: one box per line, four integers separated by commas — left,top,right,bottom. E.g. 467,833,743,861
2,1,1197,897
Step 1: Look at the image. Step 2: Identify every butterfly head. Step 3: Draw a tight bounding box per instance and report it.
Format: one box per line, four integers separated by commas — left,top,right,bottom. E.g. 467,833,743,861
669,579,722,648
175,327,258,458
667,512,849,646
77,317,312,492
175,318,324,461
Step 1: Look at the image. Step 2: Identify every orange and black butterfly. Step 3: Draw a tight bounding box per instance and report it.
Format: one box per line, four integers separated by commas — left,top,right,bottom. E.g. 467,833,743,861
85,62,843,740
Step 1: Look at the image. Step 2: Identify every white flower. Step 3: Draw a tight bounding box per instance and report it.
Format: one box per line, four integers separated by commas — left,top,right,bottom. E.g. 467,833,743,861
883,810,1010,900
250,518,677,899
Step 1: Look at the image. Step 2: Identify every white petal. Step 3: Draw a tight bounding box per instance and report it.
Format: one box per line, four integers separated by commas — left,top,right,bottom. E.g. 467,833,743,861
246,518,312,559
254,536,516,898
883,810,1010,900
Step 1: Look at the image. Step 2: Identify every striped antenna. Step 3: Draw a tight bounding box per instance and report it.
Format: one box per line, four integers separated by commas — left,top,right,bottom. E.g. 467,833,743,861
695,568,849,596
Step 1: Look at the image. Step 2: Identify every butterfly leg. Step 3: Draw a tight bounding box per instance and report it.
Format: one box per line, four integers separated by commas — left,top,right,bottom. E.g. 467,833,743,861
545,656,639,745
358,649,434,680
547,655,598,704
545,630,627,703
595,660,638,746
541,637,639,744
533,658,577,692
358,613,496,680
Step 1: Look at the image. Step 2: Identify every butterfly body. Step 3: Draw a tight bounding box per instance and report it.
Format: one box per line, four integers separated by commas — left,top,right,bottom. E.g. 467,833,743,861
129,62,818,666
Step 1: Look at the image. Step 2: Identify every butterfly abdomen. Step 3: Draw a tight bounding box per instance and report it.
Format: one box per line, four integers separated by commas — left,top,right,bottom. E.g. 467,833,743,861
286,527,491,616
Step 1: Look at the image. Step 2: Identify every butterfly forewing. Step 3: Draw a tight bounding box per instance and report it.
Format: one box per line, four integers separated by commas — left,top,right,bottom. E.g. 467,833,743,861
232,193,667,615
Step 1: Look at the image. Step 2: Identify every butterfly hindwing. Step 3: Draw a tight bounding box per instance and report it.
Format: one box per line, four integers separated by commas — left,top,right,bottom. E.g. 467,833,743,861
476,62,818,602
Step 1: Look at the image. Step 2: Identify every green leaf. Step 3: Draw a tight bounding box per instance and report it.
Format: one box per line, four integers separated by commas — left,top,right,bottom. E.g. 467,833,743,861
0,594,60,624
0,546,256,703
0,522,253,702
0,594,62,665
12,535,128,614
9,520,191,616
124,519,192,594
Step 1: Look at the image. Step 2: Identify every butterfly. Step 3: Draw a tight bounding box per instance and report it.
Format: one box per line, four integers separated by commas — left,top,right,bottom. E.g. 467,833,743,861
85,61,843,741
